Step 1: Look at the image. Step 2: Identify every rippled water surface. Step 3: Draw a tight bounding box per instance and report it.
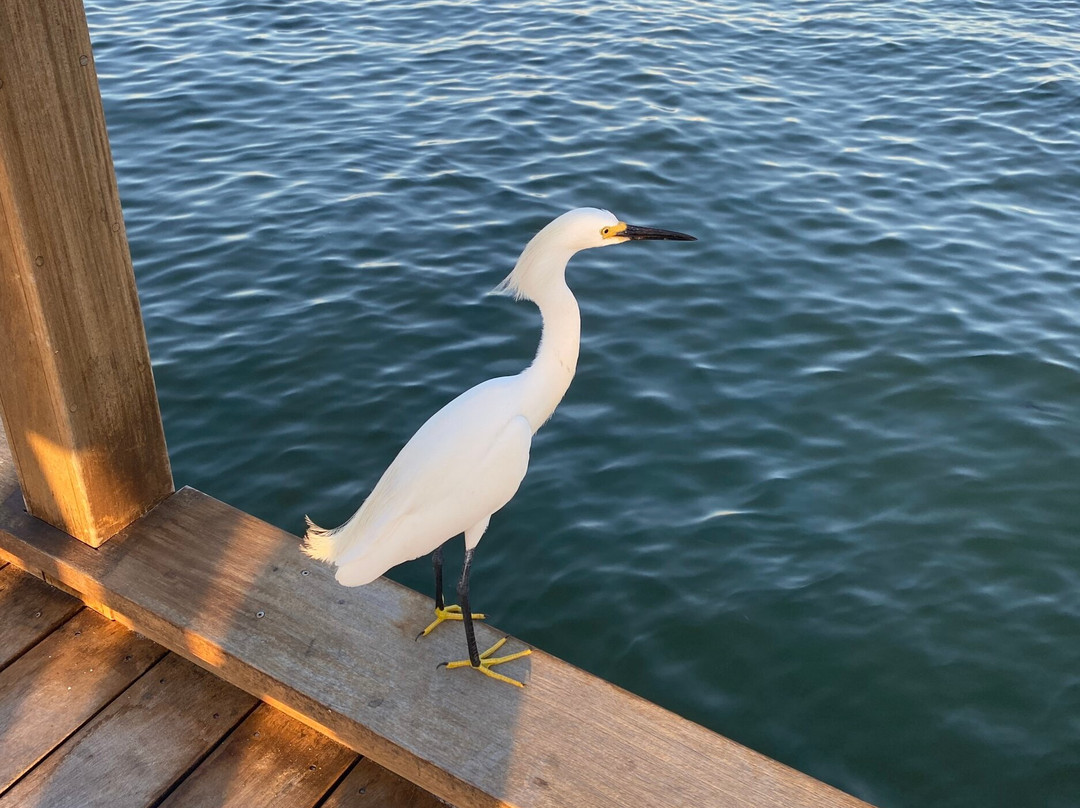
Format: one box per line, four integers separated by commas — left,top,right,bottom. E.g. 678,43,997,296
87,1,1080,805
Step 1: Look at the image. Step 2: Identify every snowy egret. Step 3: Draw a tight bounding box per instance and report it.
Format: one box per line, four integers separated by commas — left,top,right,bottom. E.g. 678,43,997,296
303,207,695,686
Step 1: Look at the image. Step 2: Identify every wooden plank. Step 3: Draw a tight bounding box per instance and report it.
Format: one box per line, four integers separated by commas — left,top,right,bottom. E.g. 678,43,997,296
0,562,81,670
323,758,451,808
0,468,876,808
0,607,165,791
0,0,172,546
158,703,357,808
39,570,122,622
0,652,256,808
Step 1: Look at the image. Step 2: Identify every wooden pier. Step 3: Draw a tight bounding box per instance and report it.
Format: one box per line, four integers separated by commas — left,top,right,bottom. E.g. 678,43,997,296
0,562,441,808
0,1,876,806
0,425,875,808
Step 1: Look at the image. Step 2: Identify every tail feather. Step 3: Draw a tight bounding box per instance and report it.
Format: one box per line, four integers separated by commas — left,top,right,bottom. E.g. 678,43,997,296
301,515,341,562
302,512,394,586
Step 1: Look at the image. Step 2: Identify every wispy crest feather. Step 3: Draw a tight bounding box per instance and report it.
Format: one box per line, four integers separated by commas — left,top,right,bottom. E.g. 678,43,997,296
488,233,547,301
489,272,525,300
489,208,615,302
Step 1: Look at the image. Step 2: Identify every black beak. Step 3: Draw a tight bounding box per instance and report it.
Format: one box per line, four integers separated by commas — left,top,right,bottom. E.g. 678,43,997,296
622,224,697,241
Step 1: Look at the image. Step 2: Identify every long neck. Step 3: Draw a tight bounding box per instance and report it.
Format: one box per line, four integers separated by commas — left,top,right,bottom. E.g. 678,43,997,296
520,280,580,431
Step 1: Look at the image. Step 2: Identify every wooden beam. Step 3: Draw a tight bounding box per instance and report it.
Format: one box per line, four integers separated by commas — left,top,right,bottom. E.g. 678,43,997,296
0,424,876,808
0,0,172,545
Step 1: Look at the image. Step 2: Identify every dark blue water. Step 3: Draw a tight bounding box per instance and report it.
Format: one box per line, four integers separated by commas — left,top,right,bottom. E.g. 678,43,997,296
88,1,1080,805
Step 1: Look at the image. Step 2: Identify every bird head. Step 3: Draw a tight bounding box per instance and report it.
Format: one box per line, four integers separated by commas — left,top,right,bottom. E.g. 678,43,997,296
493,207,695,301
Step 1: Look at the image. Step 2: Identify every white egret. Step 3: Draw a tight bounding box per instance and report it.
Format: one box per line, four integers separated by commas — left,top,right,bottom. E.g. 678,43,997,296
303,207,695,686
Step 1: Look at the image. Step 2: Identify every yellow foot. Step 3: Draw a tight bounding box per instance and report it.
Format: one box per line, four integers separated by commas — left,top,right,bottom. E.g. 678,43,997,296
416,604,486,639
441,638,532,687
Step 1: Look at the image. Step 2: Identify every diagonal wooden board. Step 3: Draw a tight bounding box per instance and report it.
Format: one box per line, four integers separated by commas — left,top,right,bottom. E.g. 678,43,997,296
0,607,165,791
324,757,452,808
0,562,81,669
0,428,874,808
0,652,257,808
0,563,453,808
156,703,356,808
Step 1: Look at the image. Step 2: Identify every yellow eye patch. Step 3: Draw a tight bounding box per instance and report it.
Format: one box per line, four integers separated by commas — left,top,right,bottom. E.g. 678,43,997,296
600,222,628,239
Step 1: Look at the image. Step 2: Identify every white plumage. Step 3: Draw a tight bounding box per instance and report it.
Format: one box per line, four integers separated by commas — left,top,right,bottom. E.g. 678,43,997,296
303,207,694,683
304,377,533,586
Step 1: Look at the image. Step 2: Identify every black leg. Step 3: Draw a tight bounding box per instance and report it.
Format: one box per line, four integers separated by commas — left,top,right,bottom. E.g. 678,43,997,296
432,544,445,611
458,548,481,668
419,541,488,642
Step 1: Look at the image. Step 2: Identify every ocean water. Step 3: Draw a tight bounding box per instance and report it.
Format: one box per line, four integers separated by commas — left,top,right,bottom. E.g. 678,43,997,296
87,1,1080,805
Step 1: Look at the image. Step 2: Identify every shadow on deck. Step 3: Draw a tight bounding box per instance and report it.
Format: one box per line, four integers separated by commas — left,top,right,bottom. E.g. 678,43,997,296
0,562,446,808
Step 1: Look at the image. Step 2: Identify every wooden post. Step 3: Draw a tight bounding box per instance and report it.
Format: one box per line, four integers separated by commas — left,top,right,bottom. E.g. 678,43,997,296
0,0,173,546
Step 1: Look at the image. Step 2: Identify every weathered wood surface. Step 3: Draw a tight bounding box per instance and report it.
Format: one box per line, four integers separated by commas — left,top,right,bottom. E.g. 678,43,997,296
0,652,257,808
0,562,81,668
324,757,451,808
0,426,875,808
158,703,356,808
0,0,172,545
0,565,450,807
0,607,165,791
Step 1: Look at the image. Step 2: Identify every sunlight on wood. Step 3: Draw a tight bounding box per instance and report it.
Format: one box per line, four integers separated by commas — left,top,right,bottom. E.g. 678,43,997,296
182,627,227,668
23,431,96,544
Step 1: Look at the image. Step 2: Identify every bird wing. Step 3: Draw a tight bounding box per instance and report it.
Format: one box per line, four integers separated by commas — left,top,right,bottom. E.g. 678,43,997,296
332,376,533,581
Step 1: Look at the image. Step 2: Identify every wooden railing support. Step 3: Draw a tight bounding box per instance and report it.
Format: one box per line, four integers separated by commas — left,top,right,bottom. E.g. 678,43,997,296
0,0,172,546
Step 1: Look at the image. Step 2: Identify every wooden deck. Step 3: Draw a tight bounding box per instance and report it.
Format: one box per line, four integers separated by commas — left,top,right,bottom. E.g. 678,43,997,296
0,562,445,808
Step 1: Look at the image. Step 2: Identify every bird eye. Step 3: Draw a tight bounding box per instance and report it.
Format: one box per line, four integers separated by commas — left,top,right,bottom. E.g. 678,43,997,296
601,227,611,237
